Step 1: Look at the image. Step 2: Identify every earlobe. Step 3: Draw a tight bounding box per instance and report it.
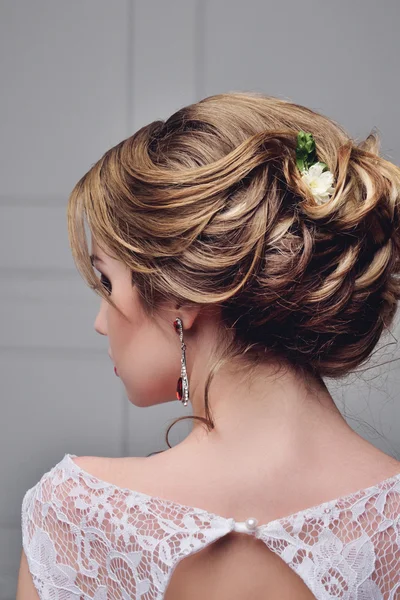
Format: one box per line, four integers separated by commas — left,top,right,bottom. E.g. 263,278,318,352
174,304,206,332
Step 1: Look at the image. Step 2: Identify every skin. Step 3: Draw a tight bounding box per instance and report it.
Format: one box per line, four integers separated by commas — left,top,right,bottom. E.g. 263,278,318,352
90,238,396,480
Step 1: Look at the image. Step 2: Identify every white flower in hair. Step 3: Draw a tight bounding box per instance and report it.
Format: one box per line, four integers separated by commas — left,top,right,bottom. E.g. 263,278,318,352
296,132,335,205
300,162,335,205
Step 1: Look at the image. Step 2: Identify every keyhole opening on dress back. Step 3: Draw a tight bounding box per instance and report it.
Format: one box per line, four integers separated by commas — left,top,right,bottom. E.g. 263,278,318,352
162,531,317,600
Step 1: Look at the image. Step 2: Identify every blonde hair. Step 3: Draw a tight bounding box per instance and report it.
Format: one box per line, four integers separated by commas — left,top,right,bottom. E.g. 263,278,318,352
67,92,400,448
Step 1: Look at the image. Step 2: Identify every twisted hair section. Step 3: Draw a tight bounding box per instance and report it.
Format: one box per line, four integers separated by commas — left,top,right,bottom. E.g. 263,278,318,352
67,92,400,448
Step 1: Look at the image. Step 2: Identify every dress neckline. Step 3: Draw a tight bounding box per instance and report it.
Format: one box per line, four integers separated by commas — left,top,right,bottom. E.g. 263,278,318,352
63,452,400,530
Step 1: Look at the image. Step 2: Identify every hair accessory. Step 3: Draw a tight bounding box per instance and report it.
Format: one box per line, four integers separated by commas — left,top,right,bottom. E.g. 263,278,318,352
296,131,335,205
173,317,190,406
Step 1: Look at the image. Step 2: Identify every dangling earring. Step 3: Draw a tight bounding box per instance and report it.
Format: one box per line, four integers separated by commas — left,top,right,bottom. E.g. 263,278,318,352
173,317,189,406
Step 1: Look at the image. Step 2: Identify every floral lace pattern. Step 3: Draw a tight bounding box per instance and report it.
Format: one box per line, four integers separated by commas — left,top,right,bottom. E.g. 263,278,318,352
21,453,400,599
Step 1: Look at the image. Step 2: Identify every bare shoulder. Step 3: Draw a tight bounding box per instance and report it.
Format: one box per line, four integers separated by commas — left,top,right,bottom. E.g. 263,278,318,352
70,445,400,513
71,454,113,476
71,454,148,489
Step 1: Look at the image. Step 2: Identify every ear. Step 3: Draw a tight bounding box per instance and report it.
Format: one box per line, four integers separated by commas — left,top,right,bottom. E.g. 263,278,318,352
174,303,221,333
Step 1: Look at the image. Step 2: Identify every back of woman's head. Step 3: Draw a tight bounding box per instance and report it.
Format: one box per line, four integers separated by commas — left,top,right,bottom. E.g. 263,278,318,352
67,91,400,442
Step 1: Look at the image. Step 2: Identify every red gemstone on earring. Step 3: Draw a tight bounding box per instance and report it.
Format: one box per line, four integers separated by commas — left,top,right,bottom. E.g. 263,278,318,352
176,377,183,401
173,318,181,334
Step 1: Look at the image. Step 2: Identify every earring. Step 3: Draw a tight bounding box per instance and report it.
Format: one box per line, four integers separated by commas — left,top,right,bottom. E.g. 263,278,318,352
173,317,189,406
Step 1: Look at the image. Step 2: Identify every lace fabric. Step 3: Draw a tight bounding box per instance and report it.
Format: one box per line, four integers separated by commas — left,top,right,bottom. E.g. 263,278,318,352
21,453,400,599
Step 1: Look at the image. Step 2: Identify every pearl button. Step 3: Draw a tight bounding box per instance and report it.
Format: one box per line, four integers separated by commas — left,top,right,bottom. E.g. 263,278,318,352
232,518,259,534
245,517,258,530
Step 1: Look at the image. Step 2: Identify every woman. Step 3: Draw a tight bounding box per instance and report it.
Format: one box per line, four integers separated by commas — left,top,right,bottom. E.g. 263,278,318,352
18,92,400,599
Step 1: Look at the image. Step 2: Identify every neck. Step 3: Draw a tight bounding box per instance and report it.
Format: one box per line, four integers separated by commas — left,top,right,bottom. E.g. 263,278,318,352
176,358,355,468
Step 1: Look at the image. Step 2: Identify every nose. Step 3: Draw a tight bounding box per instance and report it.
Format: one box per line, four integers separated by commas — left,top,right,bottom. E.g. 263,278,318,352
94,300,108,336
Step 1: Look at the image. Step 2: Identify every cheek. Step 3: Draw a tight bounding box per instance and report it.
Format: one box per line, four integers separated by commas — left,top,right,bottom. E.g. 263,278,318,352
108,314,132,352
122,327,181,403
116,321,174,364
106,288,139,352
112,316,180,378
107,301,160,360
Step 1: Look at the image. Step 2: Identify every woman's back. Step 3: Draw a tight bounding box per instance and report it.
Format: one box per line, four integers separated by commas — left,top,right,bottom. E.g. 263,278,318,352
91,441,400,599
22,435,400,600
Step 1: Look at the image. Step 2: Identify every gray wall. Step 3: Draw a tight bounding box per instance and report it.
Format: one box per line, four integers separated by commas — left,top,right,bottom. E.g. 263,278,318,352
2,1,400,597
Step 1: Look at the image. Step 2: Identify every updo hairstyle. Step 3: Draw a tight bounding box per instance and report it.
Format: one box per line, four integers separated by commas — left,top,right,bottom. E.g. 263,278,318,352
67,92,400,448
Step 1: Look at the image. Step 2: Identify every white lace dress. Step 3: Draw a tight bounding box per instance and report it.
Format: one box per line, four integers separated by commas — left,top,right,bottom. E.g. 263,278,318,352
21,453,400,599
